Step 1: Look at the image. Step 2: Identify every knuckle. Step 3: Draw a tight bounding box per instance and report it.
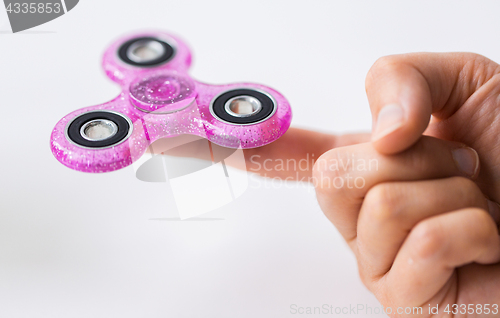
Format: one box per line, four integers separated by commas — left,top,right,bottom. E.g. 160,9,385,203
459,52,493,69
357,261,374,289
452,177,484,204
467,208,498,247
409,221,446,260
357,259,387,302
365,55,404,88
409,208,497,261
312,148,352,193
453,53,500,91
364,183,402,223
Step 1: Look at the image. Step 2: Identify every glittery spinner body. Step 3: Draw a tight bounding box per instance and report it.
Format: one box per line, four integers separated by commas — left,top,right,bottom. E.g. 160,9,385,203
50,31,292,173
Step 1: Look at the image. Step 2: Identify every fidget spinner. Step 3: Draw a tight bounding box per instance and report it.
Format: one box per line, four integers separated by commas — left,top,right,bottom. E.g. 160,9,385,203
50,30,292,173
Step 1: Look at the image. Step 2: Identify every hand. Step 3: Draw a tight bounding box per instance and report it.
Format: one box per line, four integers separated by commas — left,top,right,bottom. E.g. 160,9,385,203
309,52,500,316
169,52,500,315
313,137,500,316
366,52,500,202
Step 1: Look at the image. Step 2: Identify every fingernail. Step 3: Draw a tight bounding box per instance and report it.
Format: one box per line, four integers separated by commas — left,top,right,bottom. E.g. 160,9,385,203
452,147,479,177
372,104,405,141
487,199,500,224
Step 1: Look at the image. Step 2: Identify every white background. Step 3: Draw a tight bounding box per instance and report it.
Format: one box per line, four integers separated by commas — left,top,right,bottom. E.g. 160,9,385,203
1,1,500,317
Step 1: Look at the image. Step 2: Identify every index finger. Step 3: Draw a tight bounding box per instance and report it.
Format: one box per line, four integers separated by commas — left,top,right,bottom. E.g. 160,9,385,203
152,127,370,180
312,136,479,244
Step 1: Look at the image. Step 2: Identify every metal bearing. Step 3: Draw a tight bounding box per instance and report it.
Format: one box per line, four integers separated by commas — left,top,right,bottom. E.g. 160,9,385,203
209,88,276,125
65,110,133,149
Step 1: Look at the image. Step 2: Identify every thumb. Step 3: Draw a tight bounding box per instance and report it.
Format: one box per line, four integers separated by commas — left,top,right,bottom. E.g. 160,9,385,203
365,52,500,154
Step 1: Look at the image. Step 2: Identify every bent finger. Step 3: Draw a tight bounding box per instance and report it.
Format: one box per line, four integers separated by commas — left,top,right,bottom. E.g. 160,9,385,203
384,208,500,306
357,177,498,281
313,136,480,245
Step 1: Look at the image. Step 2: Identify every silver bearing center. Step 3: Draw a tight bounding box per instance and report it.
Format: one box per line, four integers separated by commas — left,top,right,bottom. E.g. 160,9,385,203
126,39,165,63
80,119,118,141
224,95,262,117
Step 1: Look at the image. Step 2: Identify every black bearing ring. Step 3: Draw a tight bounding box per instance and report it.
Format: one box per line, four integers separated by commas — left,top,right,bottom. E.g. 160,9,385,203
118,36,175,67
211,88,275,125
66,111,132,148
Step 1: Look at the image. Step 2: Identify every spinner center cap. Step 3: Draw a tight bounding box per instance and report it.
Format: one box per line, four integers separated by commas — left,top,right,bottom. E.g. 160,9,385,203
129,72,197,113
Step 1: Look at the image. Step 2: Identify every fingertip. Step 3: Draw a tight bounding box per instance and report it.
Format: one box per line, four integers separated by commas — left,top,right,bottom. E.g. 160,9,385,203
371,123,423,155
371,99,431,154
367,57,435,154
451,146,480,179
371,103,405,141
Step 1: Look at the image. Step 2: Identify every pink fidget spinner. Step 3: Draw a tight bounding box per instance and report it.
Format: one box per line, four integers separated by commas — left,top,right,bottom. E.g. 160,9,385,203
50,30,292,173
